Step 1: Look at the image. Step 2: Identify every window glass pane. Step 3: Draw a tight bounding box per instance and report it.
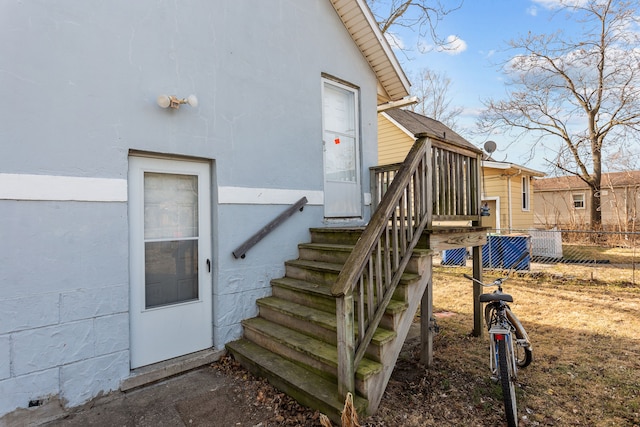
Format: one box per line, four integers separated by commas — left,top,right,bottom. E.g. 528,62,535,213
144,173,198,239
324,133,356,182
323,85,355,136
323,83,357,183
573,194,584,208
145,240,198,308
522,177,529,210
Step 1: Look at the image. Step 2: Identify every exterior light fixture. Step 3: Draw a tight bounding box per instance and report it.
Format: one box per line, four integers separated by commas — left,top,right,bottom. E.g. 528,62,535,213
157,94,198,109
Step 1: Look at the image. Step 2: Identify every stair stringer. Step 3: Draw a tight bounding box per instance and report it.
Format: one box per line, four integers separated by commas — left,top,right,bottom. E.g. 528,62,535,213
364,254,433,414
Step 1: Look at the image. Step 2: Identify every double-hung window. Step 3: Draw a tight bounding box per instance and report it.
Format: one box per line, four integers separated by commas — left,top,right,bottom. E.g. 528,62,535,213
521,176,530,211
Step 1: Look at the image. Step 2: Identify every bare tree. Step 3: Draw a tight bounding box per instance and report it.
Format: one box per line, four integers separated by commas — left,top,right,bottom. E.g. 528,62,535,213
409,68,463,129
366,0,462,52
479,0,640,230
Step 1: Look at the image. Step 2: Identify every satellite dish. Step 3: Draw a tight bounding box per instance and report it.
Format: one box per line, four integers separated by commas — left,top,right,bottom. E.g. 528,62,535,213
484,140,497,154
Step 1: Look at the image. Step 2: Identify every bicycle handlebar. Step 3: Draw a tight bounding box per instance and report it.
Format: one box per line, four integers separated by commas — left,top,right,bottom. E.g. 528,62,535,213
462,251,530,287
463,273,506,287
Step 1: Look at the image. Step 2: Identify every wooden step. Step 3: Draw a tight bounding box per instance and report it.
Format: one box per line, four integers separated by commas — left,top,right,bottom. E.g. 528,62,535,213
271,277,335,313
270,276,409,331
284,259,421,300
226,339,368,425
284,259,422,288
284,259,344,286
257,296,396,362
309,227,364,245
297,242,355,265
241,317,383,396
299,242,432,275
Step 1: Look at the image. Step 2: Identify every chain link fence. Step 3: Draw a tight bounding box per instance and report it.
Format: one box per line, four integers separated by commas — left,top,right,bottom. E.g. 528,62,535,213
437,228,640,286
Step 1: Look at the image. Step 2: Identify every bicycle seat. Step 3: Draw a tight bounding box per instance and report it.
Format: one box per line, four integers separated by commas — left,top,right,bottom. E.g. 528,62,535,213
479,291,513,303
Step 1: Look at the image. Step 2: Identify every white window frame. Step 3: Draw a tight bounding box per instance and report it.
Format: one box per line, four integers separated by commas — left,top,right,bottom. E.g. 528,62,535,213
573,193,585,209
521,176,530,211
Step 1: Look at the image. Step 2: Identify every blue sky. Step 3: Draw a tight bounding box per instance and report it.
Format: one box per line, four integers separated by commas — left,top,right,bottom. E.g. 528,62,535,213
383,0,585,172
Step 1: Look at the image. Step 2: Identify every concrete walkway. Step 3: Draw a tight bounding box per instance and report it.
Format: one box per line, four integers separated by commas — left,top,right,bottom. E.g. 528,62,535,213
1,350,279,427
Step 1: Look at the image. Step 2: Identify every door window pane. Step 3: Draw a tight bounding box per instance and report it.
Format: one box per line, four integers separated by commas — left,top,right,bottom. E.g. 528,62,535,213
323,83,357,183
143,172,199,309
144,173,198,239
324,133,357,182
145,240,198,308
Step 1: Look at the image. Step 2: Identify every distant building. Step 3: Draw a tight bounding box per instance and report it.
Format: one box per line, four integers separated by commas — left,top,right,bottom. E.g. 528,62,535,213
533,171,640,230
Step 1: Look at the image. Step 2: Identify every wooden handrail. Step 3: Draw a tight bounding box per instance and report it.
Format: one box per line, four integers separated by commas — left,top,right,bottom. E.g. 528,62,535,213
332,134,433,398
232,196,308,259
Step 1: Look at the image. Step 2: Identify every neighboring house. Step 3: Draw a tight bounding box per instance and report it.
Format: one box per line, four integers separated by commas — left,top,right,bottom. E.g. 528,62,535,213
534,171,640,230
480,158,545,232
0,0,412,419
378,109,479,166
378,109,544,232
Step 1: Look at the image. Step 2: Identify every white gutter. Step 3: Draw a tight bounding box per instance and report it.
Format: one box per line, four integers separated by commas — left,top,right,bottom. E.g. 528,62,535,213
482,160,545,177
507,176,513,230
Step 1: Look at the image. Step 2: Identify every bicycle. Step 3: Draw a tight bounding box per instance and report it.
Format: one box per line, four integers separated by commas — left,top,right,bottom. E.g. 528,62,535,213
463,252,533,427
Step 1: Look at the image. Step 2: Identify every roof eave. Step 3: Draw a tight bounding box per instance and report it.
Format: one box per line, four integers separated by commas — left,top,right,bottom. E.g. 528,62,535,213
330,0,411,103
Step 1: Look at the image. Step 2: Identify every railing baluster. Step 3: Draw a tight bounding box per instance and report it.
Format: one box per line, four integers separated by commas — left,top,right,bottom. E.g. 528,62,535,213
392,207,399,270
399,191,407,256
367,258,374,325
383,226,391,288
375,240,383,307
358,274,365,346
406,182,413,243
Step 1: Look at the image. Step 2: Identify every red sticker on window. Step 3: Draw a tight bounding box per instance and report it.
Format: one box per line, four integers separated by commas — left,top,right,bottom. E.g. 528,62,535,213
334,138,340,144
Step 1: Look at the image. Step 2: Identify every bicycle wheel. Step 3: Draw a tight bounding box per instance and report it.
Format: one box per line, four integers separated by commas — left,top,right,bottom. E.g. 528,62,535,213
506,308,532,368
497,337,518,427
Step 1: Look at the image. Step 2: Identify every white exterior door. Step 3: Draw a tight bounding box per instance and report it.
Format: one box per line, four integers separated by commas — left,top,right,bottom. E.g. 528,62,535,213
128,156,212,369
322,79,362,218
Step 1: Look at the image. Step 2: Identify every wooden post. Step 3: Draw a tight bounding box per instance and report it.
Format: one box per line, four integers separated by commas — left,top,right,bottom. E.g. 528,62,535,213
336,294,355,398
472,152,484,337
472,244,483,337
419,134,434,366
420,273,433,366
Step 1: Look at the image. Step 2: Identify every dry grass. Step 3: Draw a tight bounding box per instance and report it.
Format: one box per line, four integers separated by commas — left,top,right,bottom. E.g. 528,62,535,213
368,266,640,426
561,243,639,264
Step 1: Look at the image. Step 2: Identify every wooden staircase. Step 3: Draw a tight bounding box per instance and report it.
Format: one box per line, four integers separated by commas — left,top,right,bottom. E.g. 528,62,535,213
226,227,432,423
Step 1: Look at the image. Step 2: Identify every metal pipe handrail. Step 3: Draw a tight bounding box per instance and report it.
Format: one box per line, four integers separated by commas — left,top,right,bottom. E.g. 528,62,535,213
232,196,308,259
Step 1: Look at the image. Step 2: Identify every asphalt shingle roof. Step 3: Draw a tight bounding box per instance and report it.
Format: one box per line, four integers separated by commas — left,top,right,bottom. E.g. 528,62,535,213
384,108,481,154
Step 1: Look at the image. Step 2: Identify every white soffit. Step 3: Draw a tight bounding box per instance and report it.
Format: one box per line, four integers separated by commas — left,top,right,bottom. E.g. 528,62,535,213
330,0,411,102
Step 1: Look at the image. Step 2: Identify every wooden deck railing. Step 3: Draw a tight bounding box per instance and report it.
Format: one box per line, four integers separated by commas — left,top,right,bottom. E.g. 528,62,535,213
330,134,433,398
371,140,482,221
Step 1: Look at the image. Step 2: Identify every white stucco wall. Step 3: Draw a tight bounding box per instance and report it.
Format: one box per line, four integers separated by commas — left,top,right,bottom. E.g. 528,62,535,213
0,0,382,417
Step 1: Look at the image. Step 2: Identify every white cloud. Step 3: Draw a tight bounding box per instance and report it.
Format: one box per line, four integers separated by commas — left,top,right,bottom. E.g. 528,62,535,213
531,0,591,10
417,40,435,54
437,35,467,55
527,6,538,16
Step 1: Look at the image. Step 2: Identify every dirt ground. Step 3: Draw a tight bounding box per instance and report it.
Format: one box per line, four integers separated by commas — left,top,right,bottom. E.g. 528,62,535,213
45,266,640,426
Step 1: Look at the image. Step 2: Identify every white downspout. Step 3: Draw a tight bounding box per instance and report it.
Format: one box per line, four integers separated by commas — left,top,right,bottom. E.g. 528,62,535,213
507,176,513,231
